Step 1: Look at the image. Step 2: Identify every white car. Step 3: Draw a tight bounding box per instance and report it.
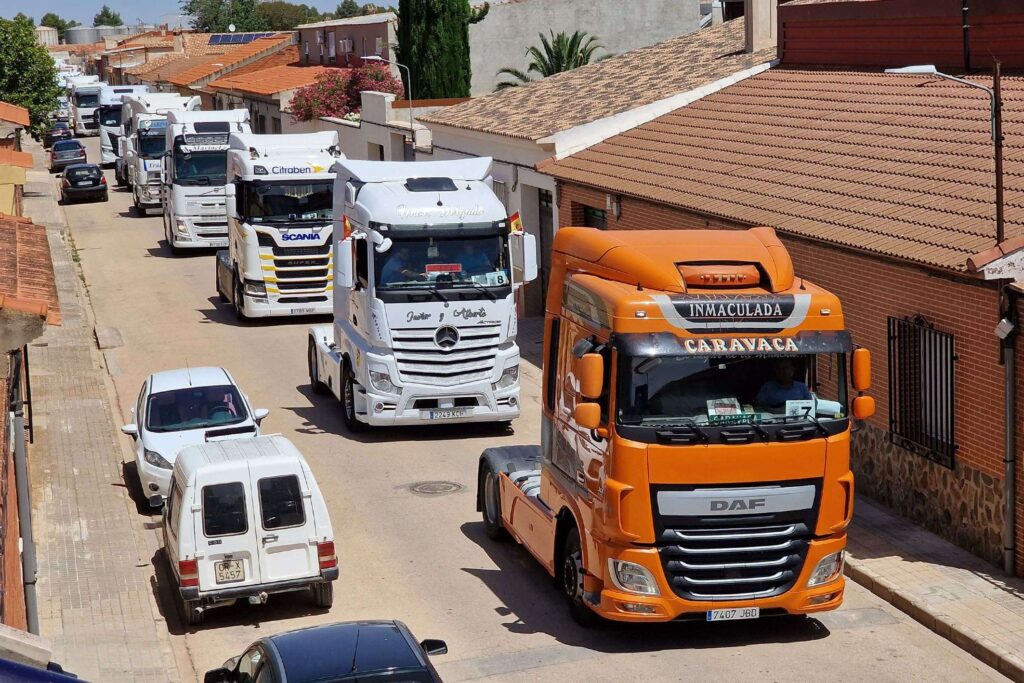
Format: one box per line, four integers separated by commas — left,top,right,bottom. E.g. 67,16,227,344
121,367,268,508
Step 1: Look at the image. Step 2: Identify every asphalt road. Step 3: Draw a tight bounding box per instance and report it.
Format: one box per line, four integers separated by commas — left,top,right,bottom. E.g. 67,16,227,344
59,137,1007,682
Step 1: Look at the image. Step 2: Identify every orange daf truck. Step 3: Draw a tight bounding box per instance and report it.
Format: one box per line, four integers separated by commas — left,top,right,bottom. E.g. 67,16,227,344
477,226,874,625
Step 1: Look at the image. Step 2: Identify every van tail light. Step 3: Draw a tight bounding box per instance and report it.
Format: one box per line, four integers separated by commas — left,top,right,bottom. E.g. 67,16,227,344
179,559,199,587
317,541,337,570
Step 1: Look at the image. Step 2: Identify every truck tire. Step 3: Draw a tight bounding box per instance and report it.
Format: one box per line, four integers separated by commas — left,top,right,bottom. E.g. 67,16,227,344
311,582,333,608
341,361,367,433
481,465,508,541
562,527,599,628
308,340,327,395
181,596,203,626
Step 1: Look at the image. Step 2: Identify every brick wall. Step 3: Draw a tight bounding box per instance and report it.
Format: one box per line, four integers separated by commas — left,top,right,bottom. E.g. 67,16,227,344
558,180,1021,573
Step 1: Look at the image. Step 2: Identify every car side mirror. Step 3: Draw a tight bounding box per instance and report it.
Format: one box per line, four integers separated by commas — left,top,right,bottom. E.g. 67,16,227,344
121,424,139,438
419,639,448,656
852,395,875,420
253,408,269,424
203,668,235,683
577,353,604,400
574,402,601,430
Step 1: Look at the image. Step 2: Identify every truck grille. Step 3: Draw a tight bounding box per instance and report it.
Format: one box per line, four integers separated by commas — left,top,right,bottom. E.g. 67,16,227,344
255,232,332,295
391,325,501,386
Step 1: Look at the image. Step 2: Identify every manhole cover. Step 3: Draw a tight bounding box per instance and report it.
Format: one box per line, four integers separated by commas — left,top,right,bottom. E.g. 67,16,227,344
408,481,464,496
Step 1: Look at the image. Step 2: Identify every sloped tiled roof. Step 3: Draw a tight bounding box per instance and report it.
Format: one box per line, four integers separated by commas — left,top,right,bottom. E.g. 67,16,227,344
168,35,292,87
421,17,775,141
209,50,338,97
149,54,224,84
125,52,186,77
0,102,30,127
540,68,1024,272
0,215,60,325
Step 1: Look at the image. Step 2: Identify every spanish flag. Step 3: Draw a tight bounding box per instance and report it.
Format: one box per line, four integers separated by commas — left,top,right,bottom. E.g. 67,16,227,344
509,211,524,234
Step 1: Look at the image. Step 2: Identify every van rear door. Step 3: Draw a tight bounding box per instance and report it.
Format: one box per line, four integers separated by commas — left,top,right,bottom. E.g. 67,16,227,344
249,459,319,583
194,469,262,592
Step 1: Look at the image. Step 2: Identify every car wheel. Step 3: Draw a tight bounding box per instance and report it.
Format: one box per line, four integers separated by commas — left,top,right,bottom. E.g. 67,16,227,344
308,339,327,395
233,273,247,321
341,361,366,433
481,465,508,541
311,582,333,609
562,527,599,627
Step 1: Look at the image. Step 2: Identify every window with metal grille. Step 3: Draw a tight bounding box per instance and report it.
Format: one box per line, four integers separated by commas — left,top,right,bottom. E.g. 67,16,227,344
887,315,957,468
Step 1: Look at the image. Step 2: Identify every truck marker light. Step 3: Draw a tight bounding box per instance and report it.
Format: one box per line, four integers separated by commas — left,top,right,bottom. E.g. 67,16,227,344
179,559,199,587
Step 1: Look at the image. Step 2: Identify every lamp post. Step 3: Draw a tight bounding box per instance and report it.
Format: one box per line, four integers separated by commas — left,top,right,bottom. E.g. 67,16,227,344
885,61,1004,245
362,55,415,148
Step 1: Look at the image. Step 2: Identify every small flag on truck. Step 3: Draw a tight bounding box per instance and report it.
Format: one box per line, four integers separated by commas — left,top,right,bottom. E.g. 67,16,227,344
509,211,524,233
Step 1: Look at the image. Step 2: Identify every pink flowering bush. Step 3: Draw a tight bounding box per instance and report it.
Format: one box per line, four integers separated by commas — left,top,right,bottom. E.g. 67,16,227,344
346,62,405,114
289,63,405,122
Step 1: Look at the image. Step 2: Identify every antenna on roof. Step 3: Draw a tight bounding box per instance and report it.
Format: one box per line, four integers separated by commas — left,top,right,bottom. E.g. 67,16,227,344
799,277,806,291
186,360,192,386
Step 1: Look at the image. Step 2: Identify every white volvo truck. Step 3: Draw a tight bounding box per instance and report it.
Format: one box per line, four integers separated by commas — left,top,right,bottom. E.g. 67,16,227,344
215,131,342,319
68,75,103,137
119,93,201,215
307,158,537,431
162,109,252,252
97,84,150,165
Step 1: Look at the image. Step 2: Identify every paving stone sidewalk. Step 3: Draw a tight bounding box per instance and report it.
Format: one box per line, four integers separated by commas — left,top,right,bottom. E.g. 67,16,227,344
847,495,1024,682
21,140,184,681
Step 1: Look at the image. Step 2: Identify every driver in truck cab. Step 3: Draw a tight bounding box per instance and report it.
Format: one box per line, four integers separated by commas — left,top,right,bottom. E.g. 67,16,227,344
755,357,813,408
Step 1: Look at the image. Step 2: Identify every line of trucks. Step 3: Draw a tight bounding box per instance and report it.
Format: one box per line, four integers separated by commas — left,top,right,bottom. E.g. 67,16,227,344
96,92,876,626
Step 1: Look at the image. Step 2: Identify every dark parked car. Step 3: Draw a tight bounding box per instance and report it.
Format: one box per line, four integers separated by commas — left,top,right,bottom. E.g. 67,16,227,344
204,621,448,683
44,122,72,148
60,164,107,204
50,140,86,173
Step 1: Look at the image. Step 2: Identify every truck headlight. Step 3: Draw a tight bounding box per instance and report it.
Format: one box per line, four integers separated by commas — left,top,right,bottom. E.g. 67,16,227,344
143,449,172,470
807,551,844,587
492,364,519,390
243,281,267,298
368,364,395,393
175,219,190,235
608,559,660,596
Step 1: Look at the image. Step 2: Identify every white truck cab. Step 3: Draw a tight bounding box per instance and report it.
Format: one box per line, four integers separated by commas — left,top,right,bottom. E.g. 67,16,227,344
68,75,103,137
96,84,150,165
164,435,337,625
216,131,343,319
308,158,537,431
163,109,252,252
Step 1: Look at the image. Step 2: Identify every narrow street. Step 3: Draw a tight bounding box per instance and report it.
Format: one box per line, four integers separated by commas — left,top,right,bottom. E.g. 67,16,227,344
45,135,1009,681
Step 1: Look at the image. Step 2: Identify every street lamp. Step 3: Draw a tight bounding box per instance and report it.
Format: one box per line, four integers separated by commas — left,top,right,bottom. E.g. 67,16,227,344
885,62,1005,244
362,55,415,148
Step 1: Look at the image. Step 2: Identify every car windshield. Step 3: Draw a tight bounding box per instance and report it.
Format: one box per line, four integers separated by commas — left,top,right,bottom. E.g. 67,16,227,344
244,180,333,222
375,233,510,290
139,135,166,158
66,167,100,180
53,141,82,152
146,384,248,432
618,353,847,427
51,123,69,131
98,106,121,126
74,92,99,108
174,150,226,184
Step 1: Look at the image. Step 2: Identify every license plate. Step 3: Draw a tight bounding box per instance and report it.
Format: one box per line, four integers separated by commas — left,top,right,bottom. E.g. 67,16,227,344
215,560,244,584
290,307,316,315
209,239,228,248
75,181,91,187
707,607,759,622
426,408,470,420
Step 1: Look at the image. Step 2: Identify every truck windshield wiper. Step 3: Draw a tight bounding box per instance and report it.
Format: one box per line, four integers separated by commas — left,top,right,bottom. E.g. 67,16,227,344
453,280,496,301
644,418,710,442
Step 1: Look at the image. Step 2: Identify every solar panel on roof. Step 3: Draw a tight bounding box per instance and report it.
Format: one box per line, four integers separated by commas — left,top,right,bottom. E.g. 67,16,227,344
208,35,222,44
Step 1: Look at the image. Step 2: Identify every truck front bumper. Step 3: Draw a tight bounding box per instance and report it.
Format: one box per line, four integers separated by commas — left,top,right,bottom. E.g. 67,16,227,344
240,294,332,318
137,184,162,208
589,535,847,622
358,382,520,426
170,215,229,249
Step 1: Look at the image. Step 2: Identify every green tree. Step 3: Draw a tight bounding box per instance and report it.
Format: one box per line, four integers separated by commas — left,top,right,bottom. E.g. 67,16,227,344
40,13,80,43
92,5,123,26
334,0,360,18
495,30,606,90
257,1,324,30
396,0,486,99
0,16,59,138
179,0,269,32
13,13,33,25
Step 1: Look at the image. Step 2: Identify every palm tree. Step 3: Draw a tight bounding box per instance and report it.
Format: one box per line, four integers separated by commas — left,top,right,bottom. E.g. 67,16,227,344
495,30,607,90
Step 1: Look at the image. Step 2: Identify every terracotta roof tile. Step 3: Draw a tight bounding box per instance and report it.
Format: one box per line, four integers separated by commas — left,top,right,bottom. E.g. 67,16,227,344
541,67,1024,271
168,35,292,88
125,52,187,77
210,63,339,97
0,149,33,169
0,215,60,325
0,102,30,127
421,17,776,141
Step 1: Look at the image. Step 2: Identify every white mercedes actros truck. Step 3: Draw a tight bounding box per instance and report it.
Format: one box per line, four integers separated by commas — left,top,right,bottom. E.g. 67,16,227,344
97,84,150,165
307,157,537,431
215,131,342,319
68,75,103,137
162,109,252,252
119,93,201,215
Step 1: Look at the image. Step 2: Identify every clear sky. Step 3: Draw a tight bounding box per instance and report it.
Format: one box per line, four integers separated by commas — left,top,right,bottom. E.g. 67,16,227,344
5,0,397,27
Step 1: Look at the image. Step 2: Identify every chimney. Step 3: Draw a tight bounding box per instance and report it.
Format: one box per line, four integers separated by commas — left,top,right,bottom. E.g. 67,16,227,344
744,0,777,54
711,0,724,26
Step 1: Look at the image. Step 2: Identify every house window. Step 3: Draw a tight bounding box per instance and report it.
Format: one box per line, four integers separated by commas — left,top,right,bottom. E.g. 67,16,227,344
272,117,281,133
583,206,607,229
491,180,509,210
887,315,957,469
303,40,309,63
375,36,384,55
327,31,336,64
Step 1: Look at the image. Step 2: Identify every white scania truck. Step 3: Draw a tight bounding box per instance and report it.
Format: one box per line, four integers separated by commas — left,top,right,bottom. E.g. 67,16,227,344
97,84,150,165
119,93,202,215
307,158,537,431
162,109,252,252
215,131,342,318
68,75,103,137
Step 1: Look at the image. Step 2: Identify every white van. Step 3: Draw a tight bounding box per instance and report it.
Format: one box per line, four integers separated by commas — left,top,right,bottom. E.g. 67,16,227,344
163,435,337,625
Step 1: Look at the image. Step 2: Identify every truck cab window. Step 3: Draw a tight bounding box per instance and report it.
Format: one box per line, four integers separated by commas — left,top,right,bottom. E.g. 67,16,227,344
545,318,560,412
355,238,369,288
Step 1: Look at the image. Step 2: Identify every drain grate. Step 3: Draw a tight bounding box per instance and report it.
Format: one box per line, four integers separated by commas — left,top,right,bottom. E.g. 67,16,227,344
408,481,464,496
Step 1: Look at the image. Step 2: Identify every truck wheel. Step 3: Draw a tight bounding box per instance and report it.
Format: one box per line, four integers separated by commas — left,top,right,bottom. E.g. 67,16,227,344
311,582,333,608
481,466,508,541
341,362,367,433
562,528,599,628
181,596,204,626
308,340,327,395
132,192,141,215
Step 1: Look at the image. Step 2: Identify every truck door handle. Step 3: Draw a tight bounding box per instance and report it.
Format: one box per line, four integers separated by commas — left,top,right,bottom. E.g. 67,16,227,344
262,534,278,544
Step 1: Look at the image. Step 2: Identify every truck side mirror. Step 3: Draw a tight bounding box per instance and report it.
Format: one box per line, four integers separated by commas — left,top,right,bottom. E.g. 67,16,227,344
851,348,871,392
578,352,604,399
510,232,538,284
852,395,875,420
336,237,354,289
575,402,601,430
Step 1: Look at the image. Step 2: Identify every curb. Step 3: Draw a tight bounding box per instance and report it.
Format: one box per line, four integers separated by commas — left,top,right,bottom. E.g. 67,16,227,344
845,557,1024,682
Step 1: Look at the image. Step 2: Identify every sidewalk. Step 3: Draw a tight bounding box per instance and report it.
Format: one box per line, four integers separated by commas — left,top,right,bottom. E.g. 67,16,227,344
21,139,184,681
847,495,1024,682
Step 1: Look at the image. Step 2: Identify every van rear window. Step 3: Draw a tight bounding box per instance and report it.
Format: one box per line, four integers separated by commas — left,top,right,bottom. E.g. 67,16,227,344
202,483,248,536
258,476,305,529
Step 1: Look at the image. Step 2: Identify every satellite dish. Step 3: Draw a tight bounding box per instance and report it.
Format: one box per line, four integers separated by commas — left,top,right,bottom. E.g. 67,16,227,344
228,23,236,32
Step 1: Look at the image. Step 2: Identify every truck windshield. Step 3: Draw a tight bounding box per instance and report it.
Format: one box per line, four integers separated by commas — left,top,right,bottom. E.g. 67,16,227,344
174,150,226,185
74,92,99,108
618,353,847,427
146,385,249,432
376,233,511,290
97,106,121,126
244,180,332,222
138,134,166,159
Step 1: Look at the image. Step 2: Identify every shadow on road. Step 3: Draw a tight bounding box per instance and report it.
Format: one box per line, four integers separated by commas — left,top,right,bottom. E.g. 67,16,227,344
458,521,831,652
121,460,162,516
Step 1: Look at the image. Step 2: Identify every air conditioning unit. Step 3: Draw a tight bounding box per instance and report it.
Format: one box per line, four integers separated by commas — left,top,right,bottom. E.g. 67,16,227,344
339,38,353,54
